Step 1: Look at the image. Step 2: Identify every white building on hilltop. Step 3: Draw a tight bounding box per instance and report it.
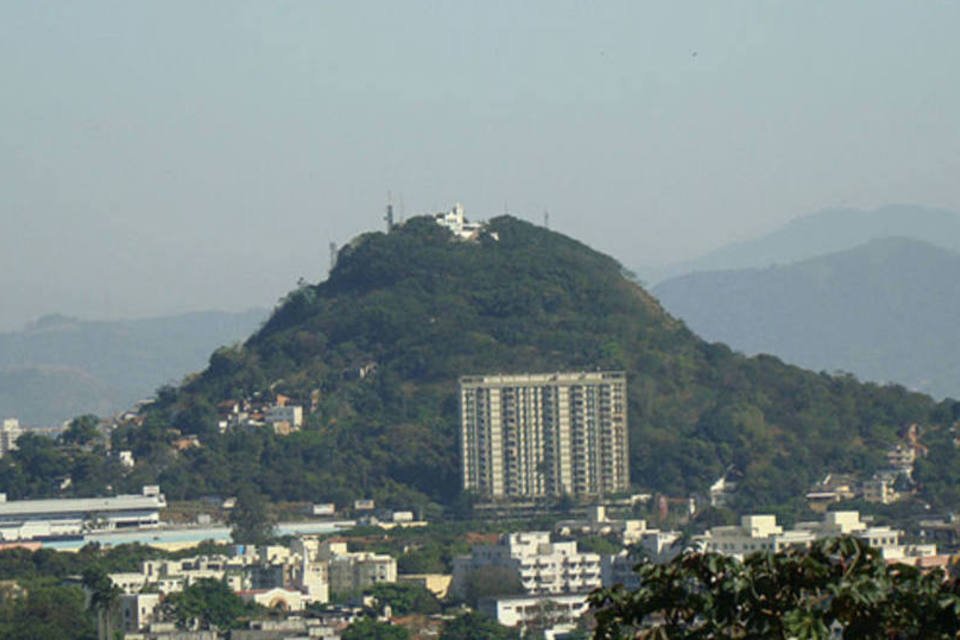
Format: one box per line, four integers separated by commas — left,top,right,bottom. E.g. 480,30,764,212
452,531,601,599
434,203,488,241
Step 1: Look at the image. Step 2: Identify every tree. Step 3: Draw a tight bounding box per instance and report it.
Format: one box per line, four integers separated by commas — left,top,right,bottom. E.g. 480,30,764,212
165,578,251,630
590,536,960,639
1,583,96,640
440,611,519,640
364,582,441,616
462,565,525,607
61,415,102,447
228,486,276,546
341,617,410,640
82,567,122,640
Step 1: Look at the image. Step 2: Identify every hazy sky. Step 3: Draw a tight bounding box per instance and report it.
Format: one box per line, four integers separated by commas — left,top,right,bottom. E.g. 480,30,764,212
3,2,960,330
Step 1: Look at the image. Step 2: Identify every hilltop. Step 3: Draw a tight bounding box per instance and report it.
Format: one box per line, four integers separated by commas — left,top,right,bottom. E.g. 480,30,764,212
106,214,958,516
655,237,960,399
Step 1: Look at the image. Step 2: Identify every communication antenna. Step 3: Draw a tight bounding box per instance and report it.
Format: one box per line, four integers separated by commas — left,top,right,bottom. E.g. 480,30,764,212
543,210,550,229
385,192,395,231
329,242,337,273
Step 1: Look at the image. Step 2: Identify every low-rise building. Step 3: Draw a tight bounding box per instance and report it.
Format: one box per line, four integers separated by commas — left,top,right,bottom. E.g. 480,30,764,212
701,515,814,557
316,539,396,595
452,531,601,599
120,593,161,634
701,511,919,561
862,477,898,504
478,593,590,634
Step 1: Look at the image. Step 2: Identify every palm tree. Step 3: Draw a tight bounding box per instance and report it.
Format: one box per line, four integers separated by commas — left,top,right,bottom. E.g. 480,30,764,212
82,567,123,640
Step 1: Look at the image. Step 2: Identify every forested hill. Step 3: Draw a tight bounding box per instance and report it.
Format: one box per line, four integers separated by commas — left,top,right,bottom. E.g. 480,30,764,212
134,215,959,514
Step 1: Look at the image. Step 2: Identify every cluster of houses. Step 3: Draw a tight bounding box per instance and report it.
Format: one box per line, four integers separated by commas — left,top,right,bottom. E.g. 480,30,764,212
806,436,926,509
216,395,305,435
708,426,931,511
108,536,397,638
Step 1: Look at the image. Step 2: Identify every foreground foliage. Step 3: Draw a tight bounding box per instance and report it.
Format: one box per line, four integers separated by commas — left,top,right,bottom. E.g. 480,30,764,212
590,537,960,639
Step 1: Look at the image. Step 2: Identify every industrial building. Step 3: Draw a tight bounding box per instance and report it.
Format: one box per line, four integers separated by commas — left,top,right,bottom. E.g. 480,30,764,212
460,371,629,498
0,485,166,541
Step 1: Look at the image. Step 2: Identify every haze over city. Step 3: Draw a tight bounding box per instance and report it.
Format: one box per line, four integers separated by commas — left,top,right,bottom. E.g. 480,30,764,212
3,1,960,331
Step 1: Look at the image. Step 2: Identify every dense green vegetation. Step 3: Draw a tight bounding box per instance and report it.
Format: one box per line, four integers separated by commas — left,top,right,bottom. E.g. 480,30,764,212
165,578,261,630
0,581,95,640
590,536,960,639
5,216,960,517
440,611,520,640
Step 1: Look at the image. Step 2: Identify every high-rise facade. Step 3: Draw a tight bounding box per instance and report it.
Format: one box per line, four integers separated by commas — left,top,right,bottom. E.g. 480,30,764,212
459,372,629,498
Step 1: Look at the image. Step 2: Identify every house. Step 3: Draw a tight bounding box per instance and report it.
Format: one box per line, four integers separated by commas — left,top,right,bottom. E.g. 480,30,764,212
862,477,898,504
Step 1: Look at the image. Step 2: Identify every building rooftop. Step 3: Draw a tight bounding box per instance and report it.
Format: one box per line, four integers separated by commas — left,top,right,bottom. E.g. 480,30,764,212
0,492,165,518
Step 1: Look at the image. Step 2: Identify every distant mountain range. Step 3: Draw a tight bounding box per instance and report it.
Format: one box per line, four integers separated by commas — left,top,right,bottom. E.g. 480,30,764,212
641,204,960,284
654,236,960,399
0,309,268,425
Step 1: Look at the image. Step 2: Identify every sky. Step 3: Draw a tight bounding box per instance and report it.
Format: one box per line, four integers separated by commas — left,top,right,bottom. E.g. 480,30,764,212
2,1,960,331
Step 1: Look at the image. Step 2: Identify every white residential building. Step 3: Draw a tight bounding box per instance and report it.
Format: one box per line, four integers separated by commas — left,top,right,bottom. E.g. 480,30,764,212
110,540,336,605
112,555,250,595
478,593,590,634
315,539,396,595
0,419,23,458
702,515,814,557
452,531,601,599
701,511,918,561
556,505,677,551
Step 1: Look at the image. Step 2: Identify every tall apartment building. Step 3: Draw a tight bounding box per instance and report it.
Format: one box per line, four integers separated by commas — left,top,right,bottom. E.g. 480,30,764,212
459,371,629,498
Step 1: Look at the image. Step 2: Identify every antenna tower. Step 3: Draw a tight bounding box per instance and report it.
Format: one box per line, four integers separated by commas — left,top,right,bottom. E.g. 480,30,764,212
385,192,395,231
544,210,550,229
329,242,337,273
